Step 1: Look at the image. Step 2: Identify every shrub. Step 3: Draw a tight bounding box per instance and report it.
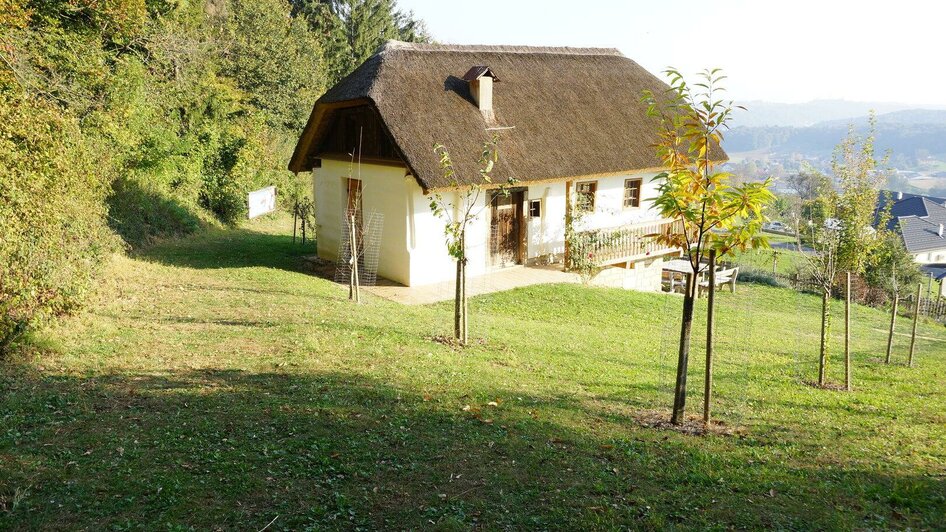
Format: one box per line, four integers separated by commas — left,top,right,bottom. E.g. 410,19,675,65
0,93,118,353
737,269,786,288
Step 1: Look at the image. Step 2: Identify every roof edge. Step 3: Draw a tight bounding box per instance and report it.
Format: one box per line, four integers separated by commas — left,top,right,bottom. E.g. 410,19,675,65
378,40,624,58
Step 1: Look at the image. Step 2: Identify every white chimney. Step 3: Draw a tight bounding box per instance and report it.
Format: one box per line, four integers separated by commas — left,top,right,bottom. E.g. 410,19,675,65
897,191,904,200
939,223,943,238
462,66,499,119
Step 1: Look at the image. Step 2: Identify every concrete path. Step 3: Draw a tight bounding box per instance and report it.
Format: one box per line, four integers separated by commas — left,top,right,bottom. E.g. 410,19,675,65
365,264,580,305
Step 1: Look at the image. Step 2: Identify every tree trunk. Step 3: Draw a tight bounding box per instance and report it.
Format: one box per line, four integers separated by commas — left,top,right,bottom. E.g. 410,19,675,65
885,291,898,364
844,272,851,391
454,259,462,341
292,203,298,244
818,286,830,386
671,272,696,425
461,258,468,345
704,250,717,425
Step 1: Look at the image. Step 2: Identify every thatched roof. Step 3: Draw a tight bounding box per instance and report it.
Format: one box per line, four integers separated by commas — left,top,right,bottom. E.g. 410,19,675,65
289,41,726,190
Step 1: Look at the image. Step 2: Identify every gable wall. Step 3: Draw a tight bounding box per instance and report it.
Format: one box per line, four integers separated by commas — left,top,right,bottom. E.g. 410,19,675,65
313,159,413,285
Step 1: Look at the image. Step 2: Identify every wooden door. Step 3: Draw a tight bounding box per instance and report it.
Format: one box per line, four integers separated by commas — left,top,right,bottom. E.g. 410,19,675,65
490,190,524,267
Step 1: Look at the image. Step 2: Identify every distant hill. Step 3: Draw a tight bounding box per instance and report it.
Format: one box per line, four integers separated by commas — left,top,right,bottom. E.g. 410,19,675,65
731,100,946,128
725,108,946,162
815,109,946,128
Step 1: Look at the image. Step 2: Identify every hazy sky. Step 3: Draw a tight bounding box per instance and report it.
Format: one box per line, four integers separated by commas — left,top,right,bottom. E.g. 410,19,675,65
396,0,946,105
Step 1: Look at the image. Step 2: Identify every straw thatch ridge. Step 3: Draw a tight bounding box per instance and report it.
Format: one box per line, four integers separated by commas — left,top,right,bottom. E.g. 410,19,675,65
289,41,727,189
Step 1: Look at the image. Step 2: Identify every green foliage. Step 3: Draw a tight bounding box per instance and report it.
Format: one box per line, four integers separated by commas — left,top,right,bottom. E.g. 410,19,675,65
834,113,889,274
218,0,326,130
642,68,776,269
737,269,785,288
865,233,922,294
563,200,602,283
0,0,424,344
0,92,118,351
292,0,429,85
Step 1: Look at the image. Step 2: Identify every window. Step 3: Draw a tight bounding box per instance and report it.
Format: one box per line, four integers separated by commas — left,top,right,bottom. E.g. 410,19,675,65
529,199,542,218
575,181,596,212
624,178,642,209
346,178,362,215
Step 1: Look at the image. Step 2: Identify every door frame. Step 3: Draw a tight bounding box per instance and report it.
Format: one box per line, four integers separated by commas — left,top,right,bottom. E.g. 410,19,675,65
488,187,527,268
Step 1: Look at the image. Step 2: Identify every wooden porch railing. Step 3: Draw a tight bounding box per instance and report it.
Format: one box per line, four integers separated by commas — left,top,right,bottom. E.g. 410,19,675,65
573,218,681,266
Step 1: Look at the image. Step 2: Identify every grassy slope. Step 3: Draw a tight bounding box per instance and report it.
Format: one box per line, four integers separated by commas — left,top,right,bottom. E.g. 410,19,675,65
2,216,945,530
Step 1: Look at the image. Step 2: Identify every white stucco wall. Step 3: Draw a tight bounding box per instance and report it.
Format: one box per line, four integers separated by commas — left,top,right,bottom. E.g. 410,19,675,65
313,159,413,285
523,172,664,264
572,172,664,231
313,159,490,287
526,182,567,263
592,258,664,292
313,163,667,288
914,249,946,264
406,186,490,286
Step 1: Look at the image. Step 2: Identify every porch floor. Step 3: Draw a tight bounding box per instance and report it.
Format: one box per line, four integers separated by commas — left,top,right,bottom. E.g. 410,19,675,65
365,264,579,305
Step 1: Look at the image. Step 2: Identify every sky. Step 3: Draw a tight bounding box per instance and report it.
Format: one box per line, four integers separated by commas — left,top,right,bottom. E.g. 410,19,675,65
395,0,946,106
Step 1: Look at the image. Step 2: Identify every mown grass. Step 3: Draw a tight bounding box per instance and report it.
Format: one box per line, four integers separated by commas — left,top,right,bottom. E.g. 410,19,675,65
730,232,808,277
2,215,945,530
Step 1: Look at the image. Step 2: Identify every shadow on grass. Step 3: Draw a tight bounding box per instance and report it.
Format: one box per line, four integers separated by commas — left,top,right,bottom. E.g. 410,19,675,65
1,365,942,530
108,178,205,250
136,224,316,273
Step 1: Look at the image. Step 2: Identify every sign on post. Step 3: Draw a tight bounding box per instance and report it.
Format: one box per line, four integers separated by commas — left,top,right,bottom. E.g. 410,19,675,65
248,186,276,219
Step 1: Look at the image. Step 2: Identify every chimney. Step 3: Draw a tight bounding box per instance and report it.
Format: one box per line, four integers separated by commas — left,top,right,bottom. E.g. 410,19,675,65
462,66,499,120
897,191,904,200
939,223,943,238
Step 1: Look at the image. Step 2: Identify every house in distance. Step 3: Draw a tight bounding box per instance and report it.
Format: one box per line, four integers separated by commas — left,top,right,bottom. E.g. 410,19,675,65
878,190,946,295
289,41,702,290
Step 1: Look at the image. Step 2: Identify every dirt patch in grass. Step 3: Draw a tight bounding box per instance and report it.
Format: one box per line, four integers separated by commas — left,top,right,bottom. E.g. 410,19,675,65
633,410,747,437
804,380,851,392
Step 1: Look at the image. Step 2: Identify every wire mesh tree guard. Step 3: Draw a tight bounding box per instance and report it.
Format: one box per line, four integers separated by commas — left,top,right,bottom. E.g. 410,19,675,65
335,209,384,296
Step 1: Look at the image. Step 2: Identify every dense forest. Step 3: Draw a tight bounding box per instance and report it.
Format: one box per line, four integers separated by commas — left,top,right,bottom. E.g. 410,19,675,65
0,0,428,350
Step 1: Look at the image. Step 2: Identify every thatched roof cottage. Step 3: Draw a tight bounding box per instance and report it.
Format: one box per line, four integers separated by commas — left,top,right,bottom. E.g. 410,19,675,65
290,41,693,289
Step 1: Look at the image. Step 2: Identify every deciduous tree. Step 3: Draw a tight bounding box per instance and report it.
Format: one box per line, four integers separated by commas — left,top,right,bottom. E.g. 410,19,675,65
643,68,775,425
428,137,515,345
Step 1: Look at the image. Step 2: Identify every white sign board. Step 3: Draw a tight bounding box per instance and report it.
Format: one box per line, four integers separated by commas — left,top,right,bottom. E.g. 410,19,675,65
248,186,276,219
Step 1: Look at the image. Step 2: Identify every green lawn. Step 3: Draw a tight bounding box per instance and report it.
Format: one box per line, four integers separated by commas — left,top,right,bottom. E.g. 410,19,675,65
2,216,945,530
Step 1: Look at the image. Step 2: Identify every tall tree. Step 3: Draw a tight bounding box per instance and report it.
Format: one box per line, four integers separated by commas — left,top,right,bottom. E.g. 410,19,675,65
291,0,429,85
643,68,775,425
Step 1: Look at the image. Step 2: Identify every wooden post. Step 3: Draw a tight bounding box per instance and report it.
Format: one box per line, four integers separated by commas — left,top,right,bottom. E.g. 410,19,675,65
772,250,778,275
703,250,717,425
301,215,306,246
844,272,851,391
454,258,462,340
909,282,921,367
937,281,943,320
292,202,298,244
563,181,572,269
818,285,830,387
885,290,898,364
349,214,360,303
